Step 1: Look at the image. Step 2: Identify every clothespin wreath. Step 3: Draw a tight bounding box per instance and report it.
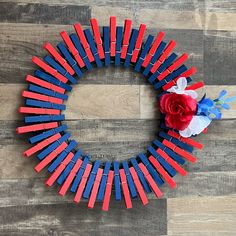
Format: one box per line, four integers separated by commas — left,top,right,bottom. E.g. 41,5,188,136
17,16,235,211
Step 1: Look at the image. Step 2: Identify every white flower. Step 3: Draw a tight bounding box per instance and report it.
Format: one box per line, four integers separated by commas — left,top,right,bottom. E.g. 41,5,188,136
167,77,198,99
179,116,212,138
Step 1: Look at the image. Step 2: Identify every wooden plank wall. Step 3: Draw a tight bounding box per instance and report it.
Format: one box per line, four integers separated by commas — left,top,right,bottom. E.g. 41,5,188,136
0,0,235,235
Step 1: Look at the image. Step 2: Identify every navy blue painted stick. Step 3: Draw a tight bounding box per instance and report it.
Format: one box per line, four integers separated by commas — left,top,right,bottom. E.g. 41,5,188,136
70,156,90,192
134,35,154,72
97,161,111,201
48,140,78,173
138,153,164,186
57,149,82,185
57,42,83,78
83,160,101,199
37,133,70,160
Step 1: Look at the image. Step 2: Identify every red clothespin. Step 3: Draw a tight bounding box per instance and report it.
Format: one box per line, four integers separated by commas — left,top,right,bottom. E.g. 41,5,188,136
150,40,176,74
16,122,58,134
167,130,204,149
102,170,114,211
32,56,68,83
138,163,162,198
110,16,117,57
142,31,165,68
34,142,68,173
74,23,94,62
88,168,103,209
74,164,92,203
120,19,132,59
60,31,85,68
119,169,132,209
44,42,75,75
129,167,148,205
22,91,63,105
58,159,83,196
156,149,187,176
162,139,197,163
186,81,205,90
131,24,146,63
46,152,74,187
24,133,61,157
149,156,176,189
163,67,197,90
26,75,65,94
157,53,188,81
90,18,105,59
18,107,60,115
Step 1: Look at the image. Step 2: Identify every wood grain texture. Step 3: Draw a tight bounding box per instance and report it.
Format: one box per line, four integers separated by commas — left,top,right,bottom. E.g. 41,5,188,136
0,171,235,207
1,84,236,120
0,2,91,25
0,0,236,235
2,140,236,178
0,200,167,236
64,84,140,120
3,119,236,146
204,30,236,84
168,196,236,235
92,5,236,31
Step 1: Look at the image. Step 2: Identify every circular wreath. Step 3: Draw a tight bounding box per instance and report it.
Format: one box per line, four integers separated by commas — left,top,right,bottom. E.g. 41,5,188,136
17,17,234,211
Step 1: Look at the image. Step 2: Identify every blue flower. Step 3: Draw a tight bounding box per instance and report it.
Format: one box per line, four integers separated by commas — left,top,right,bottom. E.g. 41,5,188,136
197,90,236,120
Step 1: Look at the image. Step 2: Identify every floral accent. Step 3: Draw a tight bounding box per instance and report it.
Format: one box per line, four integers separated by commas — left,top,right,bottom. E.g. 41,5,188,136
161,78,236,138
160,93,197,131
167,77,198,99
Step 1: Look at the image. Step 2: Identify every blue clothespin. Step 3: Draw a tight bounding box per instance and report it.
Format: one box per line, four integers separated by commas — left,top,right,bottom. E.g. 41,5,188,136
70,33,93,70
103,26,110,67
158,53,178,73
97,161,111,201
114,26,123,66
57,149,82,185
24,114,65,123
159,131,193,153
44,55,77,84
130,158,151,193
143,41,166,76
70,156,90,192
153,139,185,165
154,65,189,90
25,99,66,110
48,140,78,173
113,161,122,200
29,124,68,144
148,53,177,84
37,133,70,160
34,70,72,92
57,42,83,78
148,146,176,177
28,84,68,100
124,29,138,68
122,161,137,198
157,91,169,99
84,29,103,68
138,153,164,186
159,122,171,130
134,35,154,72
83,160,101,199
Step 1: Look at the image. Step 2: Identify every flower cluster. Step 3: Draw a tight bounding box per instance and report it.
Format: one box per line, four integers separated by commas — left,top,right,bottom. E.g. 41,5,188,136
159,77,236,137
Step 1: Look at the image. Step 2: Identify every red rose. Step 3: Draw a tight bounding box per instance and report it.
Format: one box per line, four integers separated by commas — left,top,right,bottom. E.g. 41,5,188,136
160,93,197,130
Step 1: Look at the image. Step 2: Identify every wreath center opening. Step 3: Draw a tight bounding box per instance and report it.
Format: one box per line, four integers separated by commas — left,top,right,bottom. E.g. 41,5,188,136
62,66,160,162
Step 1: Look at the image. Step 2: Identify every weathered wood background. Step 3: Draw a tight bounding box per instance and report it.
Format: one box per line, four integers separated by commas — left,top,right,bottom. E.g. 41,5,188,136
0,0,236,235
